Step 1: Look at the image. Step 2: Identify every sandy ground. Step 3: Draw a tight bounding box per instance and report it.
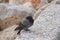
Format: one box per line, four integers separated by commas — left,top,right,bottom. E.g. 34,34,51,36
0,25,18,40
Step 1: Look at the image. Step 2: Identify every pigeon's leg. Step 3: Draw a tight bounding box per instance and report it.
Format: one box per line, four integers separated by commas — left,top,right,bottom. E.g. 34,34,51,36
17,29,21,35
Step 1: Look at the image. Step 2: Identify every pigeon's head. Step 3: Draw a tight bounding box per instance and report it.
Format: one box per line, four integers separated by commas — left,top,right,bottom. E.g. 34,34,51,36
26,16,34,23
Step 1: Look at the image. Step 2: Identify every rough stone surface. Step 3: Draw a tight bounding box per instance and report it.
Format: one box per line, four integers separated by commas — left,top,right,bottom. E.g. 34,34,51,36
15,4,60,40
0,3,36,19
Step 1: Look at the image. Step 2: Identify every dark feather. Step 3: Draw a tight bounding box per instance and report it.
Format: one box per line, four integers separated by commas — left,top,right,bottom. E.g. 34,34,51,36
14,16,34,35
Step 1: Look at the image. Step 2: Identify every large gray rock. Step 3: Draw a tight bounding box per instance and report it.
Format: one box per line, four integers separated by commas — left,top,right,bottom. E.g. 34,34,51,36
15,4,60,40
0,3,36,19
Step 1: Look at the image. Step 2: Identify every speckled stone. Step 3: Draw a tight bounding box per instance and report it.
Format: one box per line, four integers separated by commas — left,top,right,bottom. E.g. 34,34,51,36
15,4,60,40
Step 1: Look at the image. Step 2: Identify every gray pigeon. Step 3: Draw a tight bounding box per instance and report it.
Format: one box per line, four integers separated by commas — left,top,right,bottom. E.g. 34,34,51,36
14,16,34,35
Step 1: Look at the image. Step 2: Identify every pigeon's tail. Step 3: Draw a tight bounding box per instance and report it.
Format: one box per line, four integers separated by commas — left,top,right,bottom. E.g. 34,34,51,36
14,26,20,31
14,23,22,31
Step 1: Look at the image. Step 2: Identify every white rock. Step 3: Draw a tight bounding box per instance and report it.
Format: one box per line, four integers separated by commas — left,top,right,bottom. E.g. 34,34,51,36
15,4,60,40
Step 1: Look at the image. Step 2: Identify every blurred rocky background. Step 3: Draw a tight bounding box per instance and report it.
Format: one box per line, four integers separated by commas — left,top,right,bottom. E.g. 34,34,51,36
0,0,60,40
